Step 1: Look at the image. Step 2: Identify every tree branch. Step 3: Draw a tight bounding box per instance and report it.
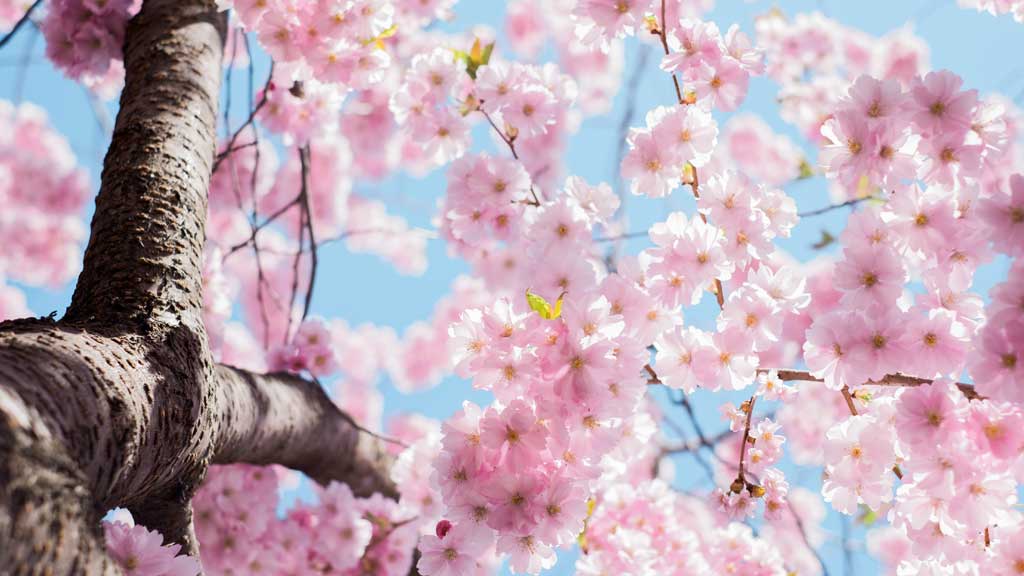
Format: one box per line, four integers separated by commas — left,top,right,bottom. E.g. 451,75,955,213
65,0,226,331
767,369,982,401
0,0,42,51
212,365,398,499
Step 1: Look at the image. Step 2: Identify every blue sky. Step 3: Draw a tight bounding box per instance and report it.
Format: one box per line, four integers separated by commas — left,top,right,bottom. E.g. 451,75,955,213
3,0,1022,574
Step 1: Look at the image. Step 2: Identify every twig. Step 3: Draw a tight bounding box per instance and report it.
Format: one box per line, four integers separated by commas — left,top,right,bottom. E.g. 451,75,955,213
762,368,982,401
0,0,43,51
797,196,875,218
654,0,684,104
299,145,317,321
477,106,542,206
222,197,301,259
212,61,274,174
594,231,648,243
734,394,757,486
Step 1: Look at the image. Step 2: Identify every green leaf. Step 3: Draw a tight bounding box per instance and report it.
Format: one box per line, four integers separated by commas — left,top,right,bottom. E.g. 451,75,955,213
797,158,815,179
469,38,482,63
526,290,553,319
551,292,564,319
859,506,878,526
480,42,495,66
525,290,565,320
463,39,496,80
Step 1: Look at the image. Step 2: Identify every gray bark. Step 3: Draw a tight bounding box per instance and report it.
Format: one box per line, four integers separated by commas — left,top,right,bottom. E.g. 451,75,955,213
0,0,396,573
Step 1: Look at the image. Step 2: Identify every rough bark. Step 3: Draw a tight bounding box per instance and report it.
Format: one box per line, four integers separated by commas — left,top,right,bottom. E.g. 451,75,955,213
212,366,398,499
0,0,398,573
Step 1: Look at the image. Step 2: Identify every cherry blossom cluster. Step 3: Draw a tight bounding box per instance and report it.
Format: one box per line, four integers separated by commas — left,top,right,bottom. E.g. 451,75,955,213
0,101,89,288
720,113,806,187
819,71,1010,196
756,10,930,143
392,52,579,188
658,19,765,111
269,318,339,377
428,284,661,573
815,379,1024,574
193,416,448,576
958,0,1024,21
217,0,393,90
103,519,200,576
620,18,764,197
503,0,635,114
621,104,718,197
576,480,790,574
41,0,140,91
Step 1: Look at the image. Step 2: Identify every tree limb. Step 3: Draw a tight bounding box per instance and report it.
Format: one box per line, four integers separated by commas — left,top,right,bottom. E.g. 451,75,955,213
212,365,397,499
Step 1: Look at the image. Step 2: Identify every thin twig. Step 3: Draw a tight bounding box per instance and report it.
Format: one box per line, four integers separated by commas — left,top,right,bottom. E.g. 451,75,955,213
299,145,317,321
212,62,274,174
797,196,875,218
477,106,541,206
734,394,757,486
222,197,301,259
0,0,43,50
655,0,684,104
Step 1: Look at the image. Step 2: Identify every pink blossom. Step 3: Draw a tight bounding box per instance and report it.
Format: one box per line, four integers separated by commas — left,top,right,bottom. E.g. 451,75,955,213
417,523,491,576
104,521,200,576
906,70,978,136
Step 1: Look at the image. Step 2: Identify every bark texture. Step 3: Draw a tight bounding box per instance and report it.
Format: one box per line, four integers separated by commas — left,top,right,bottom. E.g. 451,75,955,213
0,0,396,573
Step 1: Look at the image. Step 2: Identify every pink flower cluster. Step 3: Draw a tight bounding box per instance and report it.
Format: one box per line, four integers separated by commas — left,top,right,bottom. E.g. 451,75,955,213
430,288,659,573
819,71,1003,194
269,318,339,377
504,0,629,115
660,19,765,111
958,0,1024,22
219,0,393,90
721,113,805,187
971,248,1024,403
41,0,140,86
576,480,790,574
621,104,718,197
756,11,929,143
194,457,430,576
104,520,200,576
393,54,578,188
0,101,89,288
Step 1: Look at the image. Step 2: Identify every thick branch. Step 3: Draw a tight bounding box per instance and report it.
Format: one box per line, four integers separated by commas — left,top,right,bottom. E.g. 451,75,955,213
66,0,226,331
212,365,398,499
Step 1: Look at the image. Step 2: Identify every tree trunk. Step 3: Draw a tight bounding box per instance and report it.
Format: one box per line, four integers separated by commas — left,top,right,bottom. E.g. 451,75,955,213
0,1,396,573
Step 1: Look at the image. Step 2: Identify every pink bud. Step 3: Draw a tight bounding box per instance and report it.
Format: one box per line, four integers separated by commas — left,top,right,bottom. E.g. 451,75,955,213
435,519,452,539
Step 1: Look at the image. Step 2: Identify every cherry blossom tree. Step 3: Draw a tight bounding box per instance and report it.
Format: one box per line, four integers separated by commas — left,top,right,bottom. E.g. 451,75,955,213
0,0,1023,575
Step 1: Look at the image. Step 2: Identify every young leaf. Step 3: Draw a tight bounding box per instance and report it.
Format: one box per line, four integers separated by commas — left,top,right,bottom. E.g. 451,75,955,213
525,290,553,319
